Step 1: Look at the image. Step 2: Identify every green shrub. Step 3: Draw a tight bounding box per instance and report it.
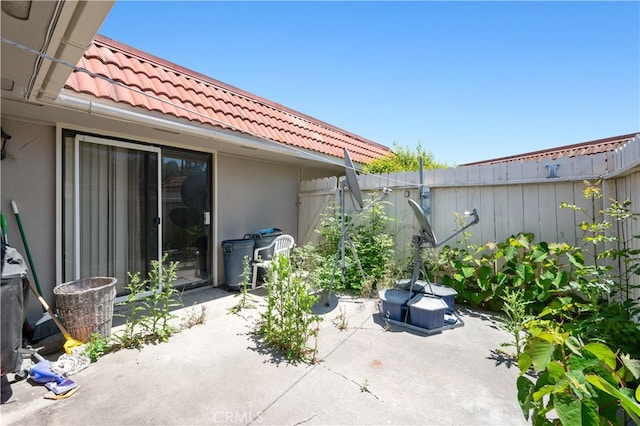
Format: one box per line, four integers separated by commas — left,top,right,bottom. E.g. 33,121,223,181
432,233,578,313
298,194,396,295
228,255,256,314
113,255,182,349
362,142,447,174
432,243,496,308
257,254,322,363
517,319,640,425
83,332,110,362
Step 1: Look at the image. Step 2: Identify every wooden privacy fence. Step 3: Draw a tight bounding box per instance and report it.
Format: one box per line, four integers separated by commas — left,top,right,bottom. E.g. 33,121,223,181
298,134,640,302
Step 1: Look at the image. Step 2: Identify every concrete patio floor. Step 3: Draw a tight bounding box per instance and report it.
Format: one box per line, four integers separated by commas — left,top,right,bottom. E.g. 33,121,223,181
1,286,528,425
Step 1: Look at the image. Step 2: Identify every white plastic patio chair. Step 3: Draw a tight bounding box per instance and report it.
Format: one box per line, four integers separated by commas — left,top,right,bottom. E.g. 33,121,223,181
251,234,295,289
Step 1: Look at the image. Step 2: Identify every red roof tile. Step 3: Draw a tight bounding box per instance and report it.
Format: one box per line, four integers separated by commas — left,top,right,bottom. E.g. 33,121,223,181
65,36,389,165
461,133,640,166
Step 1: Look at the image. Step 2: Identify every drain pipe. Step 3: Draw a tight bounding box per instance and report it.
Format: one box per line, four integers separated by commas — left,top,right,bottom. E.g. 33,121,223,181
53,92,312,159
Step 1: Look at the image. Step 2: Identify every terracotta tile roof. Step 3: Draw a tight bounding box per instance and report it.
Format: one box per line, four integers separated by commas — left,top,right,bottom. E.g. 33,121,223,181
63,35,390,164
162,175,186,193
461,133,639,166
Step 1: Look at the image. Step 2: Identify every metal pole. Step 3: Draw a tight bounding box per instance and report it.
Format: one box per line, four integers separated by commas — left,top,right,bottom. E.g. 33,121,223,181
327,180,346,306
419,157,425,211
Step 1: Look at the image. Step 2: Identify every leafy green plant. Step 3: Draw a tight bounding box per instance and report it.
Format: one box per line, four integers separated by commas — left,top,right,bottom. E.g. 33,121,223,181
114,269,150,349
576,299,640,360
560,179,612,258
499,235,576,314
433,233,582,314
83,332,110,362
363,141,447,174
145,257,181,342
361,378,371,393
354,198,396,293
229,255,256,314
257,253,322,363
498,288,534,358
298,194,396,295
382,309,392,332
604,199,640,304
113,255,182,349
517,320,640,425
512,183,640,424
560,185,640,359
432,242,495,308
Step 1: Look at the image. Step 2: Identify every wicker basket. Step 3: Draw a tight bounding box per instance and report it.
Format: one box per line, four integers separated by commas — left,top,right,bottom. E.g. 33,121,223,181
54,277,117,343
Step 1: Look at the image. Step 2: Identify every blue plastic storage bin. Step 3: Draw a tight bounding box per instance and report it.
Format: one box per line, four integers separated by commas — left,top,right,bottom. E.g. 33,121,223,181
422,283,457,313
378,289,412,321
408,294,448,329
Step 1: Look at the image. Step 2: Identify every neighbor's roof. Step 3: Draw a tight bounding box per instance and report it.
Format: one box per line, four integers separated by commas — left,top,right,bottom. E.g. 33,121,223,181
63,35,389,164
461,133,639,166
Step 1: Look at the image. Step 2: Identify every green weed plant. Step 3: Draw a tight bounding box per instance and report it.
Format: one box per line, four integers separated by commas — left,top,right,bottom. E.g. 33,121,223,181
113,255,182,349
83,332,110,362
229,255,256,314
498,288,534,358
517,320,640,425
257,253,322,363
298,193,396,295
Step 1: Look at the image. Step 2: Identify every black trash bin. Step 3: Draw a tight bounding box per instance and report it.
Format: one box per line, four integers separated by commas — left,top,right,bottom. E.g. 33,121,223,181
1,245,28,377
222,236,255,291
249,228,282,282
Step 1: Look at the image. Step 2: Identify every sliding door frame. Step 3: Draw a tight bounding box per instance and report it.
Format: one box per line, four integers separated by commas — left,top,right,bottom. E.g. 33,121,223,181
72,134,162,283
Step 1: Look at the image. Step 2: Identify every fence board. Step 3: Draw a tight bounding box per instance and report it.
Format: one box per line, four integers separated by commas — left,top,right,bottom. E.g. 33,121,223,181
614,172,640,302
571,153,593,178
507,161,525,180
507,185,525,235
493,162,507,182
555,182,577,244
297,176,337,246
492,183,509,240
538,183,558,243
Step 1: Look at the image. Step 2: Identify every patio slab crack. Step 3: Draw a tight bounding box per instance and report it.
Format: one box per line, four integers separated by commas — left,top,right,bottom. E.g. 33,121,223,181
320,364,383,401
292,411,326,425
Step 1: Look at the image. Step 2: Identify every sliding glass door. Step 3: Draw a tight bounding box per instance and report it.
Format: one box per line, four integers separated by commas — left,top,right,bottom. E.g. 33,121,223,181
161,148,211,288
63,134,161,295
63,133,212,295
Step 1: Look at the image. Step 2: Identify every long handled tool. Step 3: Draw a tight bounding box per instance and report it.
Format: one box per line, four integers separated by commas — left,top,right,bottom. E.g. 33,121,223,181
11,201,45,300
1,212,8,244
11,200,83,352
25,278,83,354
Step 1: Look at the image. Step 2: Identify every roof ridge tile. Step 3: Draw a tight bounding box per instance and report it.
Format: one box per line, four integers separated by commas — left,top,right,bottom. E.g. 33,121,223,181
461,133,640,166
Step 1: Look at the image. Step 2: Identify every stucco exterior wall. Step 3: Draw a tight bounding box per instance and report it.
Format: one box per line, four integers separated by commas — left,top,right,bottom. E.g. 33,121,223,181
1,119,56,322
216,154,300,285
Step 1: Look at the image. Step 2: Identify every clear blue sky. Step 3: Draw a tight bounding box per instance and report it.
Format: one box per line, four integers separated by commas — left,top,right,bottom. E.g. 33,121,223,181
98,1,639,165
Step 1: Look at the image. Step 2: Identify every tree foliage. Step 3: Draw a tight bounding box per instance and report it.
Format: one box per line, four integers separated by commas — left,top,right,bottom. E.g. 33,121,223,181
362,142,447,174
